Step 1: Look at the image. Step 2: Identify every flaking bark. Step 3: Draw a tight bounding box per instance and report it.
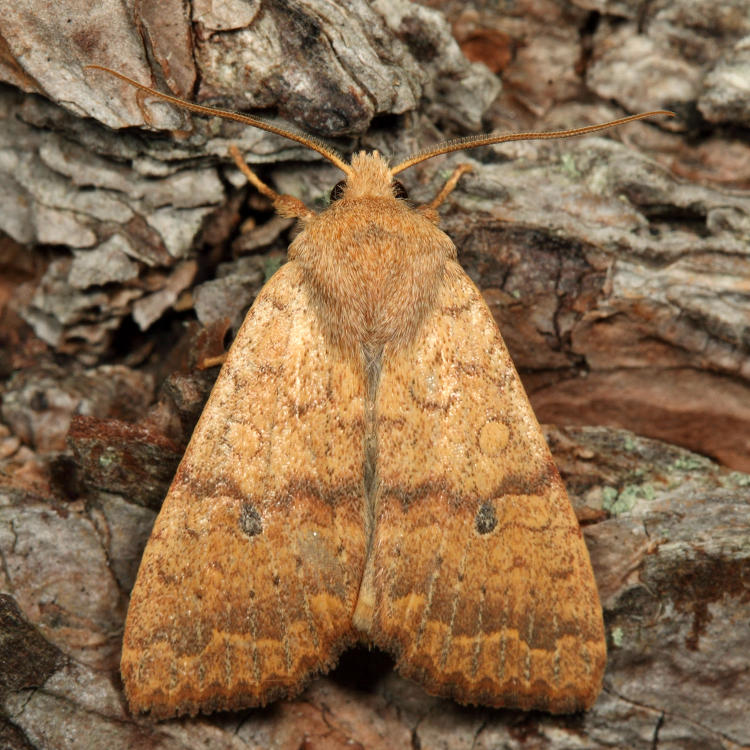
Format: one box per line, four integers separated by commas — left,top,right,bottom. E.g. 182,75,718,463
0,0,748,747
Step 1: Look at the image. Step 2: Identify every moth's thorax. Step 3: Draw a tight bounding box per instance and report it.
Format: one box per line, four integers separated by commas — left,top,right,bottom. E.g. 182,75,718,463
289,153,456,358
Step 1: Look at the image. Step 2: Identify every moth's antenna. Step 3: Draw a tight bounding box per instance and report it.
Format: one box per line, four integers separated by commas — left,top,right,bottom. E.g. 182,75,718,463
390,111,675,176
85,65,352,175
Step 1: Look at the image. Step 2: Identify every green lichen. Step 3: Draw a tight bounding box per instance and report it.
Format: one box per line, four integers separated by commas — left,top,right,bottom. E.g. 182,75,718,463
672,454,710,472
263,256,285,281
98,448,118,468
560,153,580,180
602,483,656,514
723,471,750,488
611,626,624,648
640,482,656,500
602,486,619,512
623,434,637,451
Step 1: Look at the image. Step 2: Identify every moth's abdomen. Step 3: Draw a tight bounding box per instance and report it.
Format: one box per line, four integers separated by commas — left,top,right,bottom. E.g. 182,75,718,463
290,198,456,357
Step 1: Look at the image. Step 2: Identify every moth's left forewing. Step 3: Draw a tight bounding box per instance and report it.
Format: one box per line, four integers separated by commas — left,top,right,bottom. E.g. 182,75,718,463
358,261,606,713
121,264,368,718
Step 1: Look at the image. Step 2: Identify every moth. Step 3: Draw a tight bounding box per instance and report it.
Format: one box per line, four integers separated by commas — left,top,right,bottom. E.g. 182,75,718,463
88,66,670,719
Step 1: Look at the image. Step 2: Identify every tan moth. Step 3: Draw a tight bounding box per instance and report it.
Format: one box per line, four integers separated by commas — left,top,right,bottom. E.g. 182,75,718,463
88,65,671,719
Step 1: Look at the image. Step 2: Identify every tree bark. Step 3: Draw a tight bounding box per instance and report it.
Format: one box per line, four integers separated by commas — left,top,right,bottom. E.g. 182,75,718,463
0,1,748,748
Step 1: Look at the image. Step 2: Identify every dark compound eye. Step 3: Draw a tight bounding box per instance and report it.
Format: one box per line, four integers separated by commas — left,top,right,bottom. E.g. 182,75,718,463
330,180,346,202
392,180,409,200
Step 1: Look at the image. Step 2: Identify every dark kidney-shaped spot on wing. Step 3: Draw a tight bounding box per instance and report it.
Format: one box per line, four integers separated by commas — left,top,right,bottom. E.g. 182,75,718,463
475,501,497,535
240,502,263,537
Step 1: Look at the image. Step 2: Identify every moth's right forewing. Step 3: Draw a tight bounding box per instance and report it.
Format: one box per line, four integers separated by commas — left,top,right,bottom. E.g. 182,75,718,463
359,261,606,713
121,263,368,719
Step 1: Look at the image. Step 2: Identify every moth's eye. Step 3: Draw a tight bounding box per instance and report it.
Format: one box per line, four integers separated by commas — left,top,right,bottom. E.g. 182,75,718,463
330,181,346,202
392,180,409,200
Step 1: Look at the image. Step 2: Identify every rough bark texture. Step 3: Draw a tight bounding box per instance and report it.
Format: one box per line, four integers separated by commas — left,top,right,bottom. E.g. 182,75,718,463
0,0,748,748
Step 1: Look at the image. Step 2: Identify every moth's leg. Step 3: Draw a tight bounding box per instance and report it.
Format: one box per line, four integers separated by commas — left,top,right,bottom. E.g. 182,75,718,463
229,145,315,219
424,163,473,210
198,353,227,369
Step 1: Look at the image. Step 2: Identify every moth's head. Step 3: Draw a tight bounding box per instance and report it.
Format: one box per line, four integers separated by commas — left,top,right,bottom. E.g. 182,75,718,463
329,151,409,204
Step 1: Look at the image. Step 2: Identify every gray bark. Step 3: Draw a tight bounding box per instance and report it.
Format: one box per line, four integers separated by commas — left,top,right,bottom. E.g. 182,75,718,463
0,0,748,747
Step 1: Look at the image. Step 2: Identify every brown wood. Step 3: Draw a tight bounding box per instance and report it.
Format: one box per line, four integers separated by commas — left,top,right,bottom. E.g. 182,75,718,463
0,0,748,747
